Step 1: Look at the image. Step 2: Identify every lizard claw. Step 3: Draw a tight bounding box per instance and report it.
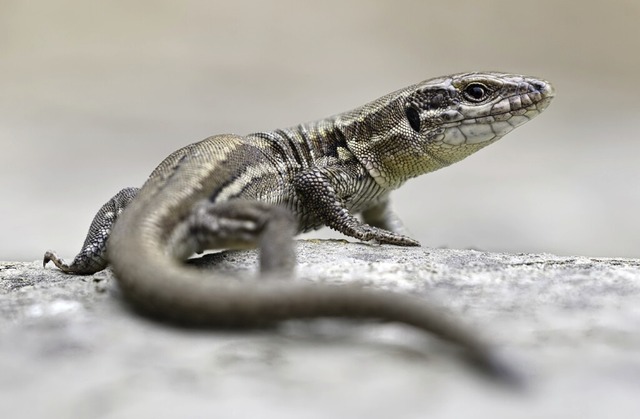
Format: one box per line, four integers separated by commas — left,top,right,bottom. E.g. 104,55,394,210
43,250,70,272
43,250,55,268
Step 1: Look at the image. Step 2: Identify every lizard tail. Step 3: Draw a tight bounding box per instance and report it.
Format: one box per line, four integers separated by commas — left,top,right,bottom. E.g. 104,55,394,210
110,238,516,382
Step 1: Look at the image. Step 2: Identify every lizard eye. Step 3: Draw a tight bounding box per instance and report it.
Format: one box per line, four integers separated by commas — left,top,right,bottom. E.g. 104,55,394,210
405,107,421,132
463,83,489,102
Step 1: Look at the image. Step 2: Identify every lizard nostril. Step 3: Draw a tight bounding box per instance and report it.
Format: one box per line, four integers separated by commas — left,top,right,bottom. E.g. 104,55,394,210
529,80,546,92
530,79,555,98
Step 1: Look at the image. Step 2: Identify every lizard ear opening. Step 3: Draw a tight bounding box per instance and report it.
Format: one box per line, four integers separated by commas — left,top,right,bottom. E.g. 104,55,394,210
405,107,421,133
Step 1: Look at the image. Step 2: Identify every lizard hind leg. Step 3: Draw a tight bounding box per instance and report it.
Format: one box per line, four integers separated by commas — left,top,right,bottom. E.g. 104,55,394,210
178,200,298,277
43,187,139,275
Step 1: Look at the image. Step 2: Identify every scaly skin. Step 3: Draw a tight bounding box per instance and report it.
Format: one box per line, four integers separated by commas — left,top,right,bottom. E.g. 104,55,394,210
44,72,555,379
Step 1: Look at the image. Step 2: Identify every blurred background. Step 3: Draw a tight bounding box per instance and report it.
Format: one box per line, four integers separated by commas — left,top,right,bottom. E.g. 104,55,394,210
1,0,639,261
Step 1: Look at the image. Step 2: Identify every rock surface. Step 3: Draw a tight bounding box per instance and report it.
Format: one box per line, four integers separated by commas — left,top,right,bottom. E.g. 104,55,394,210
2,240,639,418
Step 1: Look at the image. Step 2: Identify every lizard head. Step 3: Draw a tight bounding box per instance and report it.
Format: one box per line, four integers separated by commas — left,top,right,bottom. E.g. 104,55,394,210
341,72,555,189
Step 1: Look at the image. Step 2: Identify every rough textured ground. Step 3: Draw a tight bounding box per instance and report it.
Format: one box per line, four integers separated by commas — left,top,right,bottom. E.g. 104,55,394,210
2,240,639,419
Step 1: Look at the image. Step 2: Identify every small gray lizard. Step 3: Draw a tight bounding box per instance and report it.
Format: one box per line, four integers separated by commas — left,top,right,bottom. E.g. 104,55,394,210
44,72,554,377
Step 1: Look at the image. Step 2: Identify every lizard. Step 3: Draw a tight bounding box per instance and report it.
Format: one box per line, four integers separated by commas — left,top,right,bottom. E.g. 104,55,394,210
44,72,554,378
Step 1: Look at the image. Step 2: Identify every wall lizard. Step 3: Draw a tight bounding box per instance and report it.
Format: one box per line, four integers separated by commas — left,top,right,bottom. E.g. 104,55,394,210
44,72,554,378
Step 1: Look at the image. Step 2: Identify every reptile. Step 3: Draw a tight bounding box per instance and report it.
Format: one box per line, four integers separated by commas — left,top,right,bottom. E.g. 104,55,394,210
44,72,554,377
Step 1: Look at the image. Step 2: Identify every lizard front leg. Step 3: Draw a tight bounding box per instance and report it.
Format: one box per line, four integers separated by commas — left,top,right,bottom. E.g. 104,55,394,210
361,199,410,237
44,187,139,274
293,167,419,246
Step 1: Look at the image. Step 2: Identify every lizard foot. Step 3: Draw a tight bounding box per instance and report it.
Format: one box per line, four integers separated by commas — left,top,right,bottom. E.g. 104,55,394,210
358,225,421,246
43,250,72,272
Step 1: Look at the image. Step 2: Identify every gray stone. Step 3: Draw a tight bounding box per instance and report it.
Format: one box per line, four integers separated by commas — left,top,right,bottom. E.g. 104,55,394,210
2,240,639,418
